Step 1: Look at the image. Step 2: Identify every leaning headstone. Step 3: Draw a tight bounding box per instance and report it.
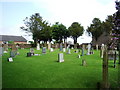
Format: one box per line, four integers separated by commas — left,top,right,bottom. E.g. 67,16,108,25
42,47,46,54
67,48,71,54
30,48,34,56
37,43,40,50
87,44,91,55
100,44,105,58
63,48,66,52
102,45,109,89
78,54,80,58
58,53,64,63
71,47,74,49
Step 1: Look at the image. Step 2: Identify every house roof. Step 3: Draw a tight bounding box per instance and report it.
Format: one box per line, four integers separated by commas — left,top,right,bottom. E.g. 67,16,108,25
0,35,27,42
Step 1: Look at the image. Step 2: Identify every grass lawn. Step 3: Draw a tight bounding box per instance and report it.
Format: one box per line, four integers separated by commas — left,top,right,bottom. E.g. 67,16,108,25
2,48,119,88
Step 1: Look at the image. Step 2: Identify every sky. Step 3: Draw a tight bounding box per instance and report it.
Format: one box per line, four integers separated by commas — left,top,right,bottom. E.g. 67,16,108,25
0,0,117,42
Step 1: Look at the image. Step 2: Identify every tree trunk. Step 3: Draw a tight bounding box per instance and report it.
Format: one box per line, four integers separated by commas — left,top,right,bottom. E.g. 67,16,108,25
64,39,67,48
74,37,77,49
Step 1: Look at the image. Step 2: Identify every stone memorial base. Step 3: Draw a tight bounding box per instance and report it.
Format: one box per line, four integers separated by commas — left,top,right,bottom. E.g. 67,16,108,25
4,51,7,53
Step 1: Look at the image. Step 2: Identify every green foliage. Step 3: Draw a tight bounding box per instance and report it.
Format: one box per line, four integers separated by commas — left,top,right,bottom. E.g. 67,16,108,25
52,22,68,43
8,41,14,44
68,22,84,44
87,18,103,41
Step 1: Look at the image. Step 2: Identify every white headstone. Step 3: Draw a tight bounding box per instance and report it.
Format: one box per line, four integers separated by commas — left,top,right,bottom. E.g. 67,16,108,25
63,48,66,52
37,43,40,50
78,54,80,58
87,44,91,55
67,49,71,54
58,53,64,63
8,57,13,62
101,44,105,58
50,48,54,52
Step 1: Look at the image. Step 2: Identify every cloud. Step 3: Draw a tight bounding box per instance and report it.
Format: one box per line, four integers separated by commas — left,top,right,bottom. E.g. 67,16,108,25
32,0,116,28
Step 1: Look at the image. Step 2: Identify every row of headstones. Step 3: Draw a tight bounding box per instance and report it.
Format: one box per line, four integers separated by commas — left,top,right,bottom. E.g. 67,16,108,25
100,44,119,68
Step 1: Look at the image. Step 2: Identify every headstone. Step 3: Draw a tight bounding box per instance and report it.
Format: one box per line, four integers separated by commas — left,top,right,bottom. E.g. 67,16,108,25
16,45,19,50
50,48,54,52
87,44,91,55
58,53,64,63
30,48,34,55
48,43,51,50
8,57,13,62
82,59,86,66
67,45,70,50
96,44,98,51
63,48,66,52
10,44,17,57
37,43,40,50
100,44,105,58
67,48,71,54
75,49,78,53
60,44,63,51
81,48,84,56
27,52,31,57
34,54,40,56
3,44,8,53
21,44,25,49
42,47,46,54
78,54,80,58
71,47,74,49
102,45,109,88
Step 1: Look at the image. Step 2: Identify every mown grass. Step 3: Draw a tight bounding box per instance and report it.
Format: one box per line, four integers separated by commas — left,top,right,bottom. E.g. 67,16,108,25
2,48,119,88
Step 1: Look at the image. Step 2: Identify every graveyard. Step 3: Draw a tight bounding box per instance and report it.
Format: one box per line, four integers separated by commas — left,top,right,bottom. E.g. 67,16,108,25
2,47,119,88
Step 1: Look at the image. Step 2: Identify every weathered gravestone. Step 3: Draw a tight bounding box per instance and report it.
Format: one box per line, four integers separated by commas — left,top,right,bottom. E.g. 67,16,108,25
42,47,46,54
67,48,71,54
48,43,51,50
100,44,105,58
82,59,87,66
81,48,84,56
37,43,40,50
63,48,66,52
30,48,34,55
58,53,64,63
96,44,98,51
10,44,17,57
87,44,91,55
3,44,8,53
60,44,63,51
21,44,25,49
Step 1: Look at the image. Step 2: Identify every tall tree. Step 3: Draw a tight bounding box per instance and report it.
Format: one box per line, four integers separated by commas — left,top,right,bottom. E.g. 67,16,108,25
68,22,84,48
20,13,43,46
87,18,103,41
52,22,67,43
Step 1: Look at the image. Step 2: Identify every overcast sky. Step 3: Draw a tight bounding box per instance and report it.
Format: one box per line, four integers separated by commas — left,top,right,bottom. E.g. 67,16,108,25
0,0,116,41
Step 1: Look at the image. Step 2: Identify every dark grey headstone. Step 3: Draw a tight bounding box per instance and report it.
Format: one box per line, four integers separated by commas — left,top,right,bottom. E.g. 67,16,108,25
42,47,46,54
